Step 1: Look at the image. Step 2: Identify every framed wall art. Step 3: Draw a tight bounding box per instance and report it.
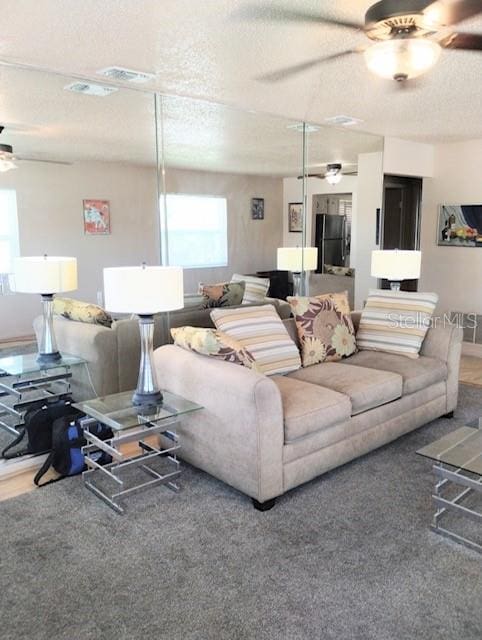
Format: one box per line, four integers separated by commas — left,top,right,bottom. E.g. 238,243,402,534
438,204,482,247
83,199,111,235
288,202,303,233
251,197,264,220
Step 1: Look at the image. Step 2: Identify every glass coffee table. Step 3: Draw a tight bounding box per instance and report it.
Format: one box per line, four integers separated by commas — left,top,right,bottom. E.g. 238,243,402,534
417,425,482,553
74,390,203,514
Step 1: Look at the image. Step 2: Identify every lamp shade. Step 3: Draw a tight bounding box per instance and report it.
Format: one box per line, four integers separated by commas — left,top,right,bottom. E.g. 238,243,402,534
104,265,184,315
277,247,318,272
14,256,78,294
371,250,421,281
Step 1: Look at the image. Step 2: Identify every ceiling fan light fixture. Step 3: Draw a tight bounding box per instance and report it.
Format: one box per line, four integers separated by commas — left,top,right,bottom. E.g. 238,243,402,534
364,38,442,81
0,144,18,172
325,163,343,185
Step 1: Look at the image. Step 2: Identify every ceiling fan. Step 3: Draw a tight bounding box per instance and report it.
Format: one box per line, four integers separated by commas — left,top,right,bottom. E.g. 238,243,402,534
245,0,482,83
298,163,357,184
0,125,72,172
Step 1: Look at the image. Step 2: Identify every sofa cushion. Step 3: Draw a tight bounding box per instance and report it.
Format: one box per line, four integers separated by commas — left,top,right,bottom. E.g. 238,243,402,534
53,297,113,327
210,304,301,376
272,376,351,442
231,273,270,304
288,362,403,415
199,281,245,309
339,350,447,396
170,326,259,371
287,291,356,366
357,289,438,359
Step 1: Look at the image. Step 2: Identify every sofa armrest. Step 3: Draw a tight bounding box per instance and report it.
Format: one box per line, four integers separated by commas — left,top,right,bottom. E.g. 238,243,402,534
421,322,463,413
153,345,284,502
33,316,119,400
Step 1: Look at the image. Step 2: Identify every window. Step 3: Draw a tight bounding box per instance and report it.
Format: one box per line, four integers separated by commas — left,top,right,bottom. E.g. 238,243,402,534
161,194,228,269
0,189,19,274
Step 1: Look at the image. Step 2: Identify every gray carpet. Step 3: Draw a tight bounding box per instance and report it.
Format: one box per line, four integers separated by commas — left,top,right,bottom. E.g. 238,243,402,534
1,385,482,640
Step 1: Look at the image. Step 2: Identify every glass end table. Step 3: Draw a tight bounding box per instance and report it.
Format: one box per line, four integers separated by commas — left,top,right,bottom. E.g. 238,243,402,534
0,351,86,438
74,390,203,514
417,425,482,553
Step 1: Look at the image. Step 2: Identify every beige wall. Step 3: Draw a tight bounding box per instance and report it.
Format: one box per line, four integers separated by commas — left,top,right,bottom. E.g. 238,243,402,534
164,168,283,293
420,139,482,315
0,161,159,340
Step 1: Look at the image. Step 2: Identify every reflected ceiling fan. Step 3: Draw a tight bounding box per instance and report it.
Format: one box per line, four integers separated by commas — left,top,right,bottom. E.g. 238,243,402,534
245,0,482,83
0,126,72,172
298,163,357,184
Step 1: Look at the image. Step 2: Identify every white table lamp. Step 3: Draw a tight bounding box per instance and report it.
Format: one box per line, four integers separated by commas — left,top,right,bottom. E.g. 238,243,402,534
277,247,318,296
14,256,78,362
104,264,184,405
371,250,421,291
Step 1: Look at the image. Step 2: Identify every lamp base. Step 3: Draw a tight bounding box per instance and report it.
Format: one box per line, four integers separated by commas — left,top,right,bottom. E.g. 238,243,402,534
132,389,163,406
37,351,62,364
389,281,401,291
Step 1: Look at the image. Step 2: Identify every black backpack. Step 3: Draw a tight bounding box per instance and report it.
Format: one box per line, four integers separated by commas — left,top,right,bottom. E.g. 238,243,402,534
34,414,113,486
1,399,77,460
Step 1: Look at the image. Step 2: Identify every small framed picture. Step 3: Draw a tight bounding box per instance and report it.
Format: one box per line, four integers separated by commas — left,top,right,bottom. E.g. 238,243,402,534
288,202,303,233
83,199,111,235
251,197,264,220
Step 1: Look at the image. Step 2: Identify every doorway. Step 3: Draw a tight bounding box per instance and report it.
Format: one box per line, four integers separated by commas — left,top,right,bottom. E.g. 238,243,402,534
381,175,422,291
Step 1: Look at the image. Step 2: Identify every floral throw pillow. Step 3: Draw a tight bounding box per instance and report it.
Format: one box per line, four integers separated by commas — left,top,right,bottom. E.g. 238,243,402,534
199,281,245,309
288,291,356,367
171,326,260,371
53,297,113,327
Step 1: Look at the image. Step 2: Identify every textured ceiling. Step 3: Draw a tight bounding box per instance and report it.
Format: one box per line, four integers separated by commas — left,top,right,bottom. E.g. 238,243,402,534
0,65,382,174
0,0,481,143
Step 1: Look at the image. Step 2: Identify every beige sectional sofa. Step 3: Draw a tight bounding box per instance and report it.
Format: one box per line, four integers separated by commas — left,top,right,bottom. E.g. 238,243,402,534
152,313,462,510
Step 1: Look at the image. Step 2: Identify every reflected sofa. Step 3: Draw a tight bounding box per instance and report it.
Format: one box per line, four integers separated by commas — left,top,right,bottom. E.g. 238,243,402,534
33,298,291,400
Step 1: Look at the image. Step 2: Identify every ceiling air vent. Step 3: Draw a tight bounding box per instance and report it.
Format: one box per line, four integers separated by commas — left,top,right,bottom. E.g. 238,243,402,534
324,115,364,127
97,67,156,84
64,82,118,97
287,123,321,133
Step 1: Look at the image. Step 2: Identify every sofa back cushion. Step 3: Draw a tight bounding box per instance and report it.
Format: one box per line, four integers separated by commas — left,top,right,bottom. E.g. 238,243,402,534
287,291,356,367
357,289,438,359
231,273,270,304
210,304,301,376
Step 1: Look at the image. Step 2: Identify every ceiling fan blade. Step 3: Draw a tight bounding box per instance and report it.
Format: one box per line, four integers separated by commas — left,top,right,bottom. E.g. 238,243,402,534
237,5,364,31
257,49,360,83
422,0,482,27
440,31,482,50
17,156,72,166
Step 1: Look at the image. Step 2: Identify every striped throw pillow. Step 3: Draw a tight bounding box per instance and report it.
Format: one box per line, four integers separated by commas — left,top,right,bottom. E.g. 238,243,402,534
357,289,438,359
231,274,270,304
210,304,301,375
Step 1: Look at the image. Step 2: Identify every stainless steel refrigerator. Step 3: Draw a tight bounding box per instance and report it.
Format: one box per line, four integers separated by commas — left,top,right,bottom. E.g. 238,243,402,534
314,214,349,273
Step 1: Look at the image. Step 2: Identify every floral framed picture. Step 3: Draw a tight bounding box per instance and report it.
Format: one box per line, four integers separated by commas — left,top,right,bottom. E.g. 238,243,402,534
288,202,303,233
83,199,111,235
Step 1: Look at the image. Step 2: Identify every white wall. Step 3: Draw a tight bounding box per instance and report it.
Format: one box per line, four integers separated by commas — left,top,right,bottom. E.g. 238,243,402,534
420,139,482,315
383,137,434,178
0,161,159,340
353,152,384,309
